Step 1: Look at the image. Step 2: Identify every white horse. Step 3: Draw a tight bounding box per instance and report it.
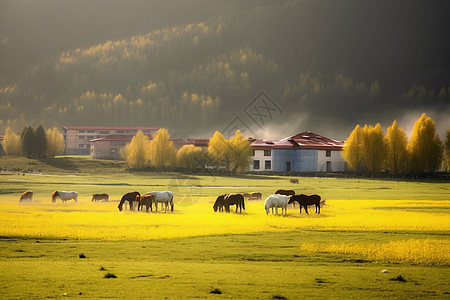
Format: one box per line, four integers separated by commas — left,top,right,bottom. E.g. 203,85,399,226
52,191,78,203
264,194,289,215
144,191,174,212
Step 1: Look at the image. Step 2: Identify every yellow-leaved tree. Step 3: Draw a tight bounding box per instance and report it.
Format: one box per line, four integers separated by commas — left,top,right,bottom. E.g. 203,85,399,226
148,128,177,169
177,144,205,170
1,127,22,156
208,130,229,169
228,129,253,175
342,125,363,172
407,113,443,173
384,120,408,174
121,130,151,170
361,123,385,175
46,127,65,157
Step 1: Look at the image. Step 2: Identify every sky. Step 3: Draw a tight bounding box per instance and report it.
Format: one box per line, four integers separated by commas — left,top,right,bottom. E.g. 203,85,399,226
0,0,449,140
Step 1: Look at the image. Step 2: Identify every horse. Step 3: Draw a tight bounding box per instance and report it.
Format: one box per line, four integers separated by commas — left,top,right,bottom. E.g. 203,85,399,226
288,194,322,214
224,193,245,214
275,189,295,196
144,191,174,212
19,191,33,202
213,195,226,212
264,194,289,215
52,191,78,203
244,192,262,201
118,191,141,211
91,193,109,202
137,194,154,212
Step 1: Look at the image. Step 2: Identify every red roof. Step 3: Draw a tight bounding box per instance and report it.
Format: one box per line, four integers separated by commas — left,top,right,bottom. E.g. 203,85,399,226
186,138,209,146
63,126,159,131
278,131,344,150
250,139,277,150
90,134,153,142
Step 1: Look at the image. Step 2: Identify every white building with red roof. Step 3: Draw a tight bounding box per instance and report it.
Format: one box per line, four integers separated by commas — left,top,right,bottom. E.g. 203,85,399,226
63,126,159,155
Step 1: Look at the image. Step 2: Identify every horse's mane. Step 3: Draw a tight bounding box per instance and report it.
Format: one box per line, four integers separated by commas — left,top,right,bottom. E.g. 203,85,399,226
51,191,59,198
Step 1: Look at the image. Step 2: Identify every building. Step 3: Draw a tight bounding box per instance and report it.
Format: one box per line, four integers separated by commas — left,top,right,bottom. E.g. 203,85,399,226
62,126,159,155
249,131,345,173
89,134,152,160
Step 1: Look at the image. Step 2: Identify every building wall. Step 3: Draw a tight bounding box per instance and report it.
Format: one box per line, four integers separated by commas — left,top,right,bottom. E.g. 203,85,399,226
249,149,272,171
91,141,127,160
272,148,344,172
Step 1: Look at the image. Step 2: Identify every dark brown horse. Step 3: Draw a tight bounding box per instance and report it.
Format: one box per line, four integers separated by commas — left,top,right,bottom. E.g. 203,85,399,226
224,193,245,214
213,195,226,212
91,193,109,202
288,194,321,214
19,191,33,202
275,189,295,196
137,194,154,212
118,191,141,211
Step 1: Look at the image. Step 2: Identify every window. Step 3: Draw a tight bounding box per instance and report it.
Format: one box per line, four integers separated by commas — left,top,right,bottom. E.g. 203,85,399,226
100,131,110,134
265,160,271,170
264,150,271,156
253,160,260,170
79,130,85,133
326,161,332,172
79,144,84,148
110,148,117,153
87,130,95,133
326,150,331,157
117,130,124,134
286,161,291,172
252,150,256,156
79,136,85,139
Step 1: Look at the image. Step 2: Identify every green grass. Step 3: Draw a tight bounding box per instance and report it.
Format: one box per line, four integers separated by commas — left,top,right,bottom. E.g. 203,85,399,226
0,156,449,299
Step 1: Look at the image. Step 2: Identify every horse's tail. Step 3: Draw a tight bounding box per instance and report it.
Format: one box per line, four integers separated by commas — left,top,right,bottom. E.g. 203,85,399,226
242,195,245,210
170,194,174,212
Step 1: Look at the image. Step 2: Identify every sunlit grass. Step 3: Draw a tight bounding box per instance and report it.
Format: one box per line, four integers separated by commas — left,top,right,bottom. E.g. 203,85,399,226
301,239,450,266
0,199,448,241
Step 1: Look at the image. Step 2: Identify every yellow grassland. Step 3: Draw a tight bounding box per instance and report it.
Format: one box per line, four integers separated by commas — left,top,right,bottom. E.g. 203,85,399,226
0,198,448,241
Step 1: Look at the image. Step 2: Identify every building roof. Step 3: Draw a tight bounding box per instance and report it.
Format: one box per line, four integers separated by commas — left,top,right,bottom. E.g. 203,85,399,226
89,134,153,142
278,131,344,150
63,126,159,131
186,138,210,147
250,139,277,150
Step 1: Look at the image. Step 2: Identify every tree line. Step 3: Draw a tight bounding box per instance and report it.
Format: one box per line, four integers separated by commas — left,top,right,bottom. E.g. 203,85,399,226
342,113,450,175
1,125,65,158
121,128,252,175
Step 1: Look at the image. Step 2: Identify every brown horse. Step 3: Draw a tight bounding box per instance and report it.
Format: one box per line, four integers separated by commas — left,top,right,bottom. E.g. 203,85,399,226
91,193,109,202
275,189,295,196
213,195,226,212
243,192,262,200
118,191,141,211
137,194,154,212
19,191,33,202
288,194,321,214
224,193,245,214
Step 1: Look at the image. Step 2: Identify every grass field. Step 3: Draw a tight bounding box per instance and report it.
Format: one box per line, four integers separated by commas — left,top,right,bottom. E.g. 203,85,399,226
0,156,449,299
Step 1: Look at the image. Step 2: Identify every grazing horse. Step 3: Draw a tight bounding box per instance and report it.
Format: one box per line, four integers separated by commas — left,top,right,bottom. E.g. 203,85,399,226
118,191,141,211
144,191,174,212
91,193,109,202
213,195,226,212
52,191,78,203
288,194,322,214
224,193,245,213
264,194,289,215
244,192,262,201
19,191,33,202
136,194,154,212
275,189,295,196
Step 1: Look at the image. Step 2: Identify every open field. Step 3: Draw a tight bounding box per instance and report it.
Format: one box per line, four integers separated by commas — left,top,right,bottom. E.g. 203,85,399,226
0,156,449,299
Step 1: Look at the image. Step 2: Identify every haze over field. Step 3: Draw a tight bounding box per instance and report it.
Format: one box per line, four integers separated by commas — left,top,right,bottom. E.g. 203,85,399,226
1,0,449,139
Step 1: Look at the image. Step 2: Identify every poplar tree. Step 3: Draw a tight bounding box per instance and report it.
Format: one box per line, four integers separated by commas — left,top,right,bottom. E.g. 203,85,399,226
35,125,47,158
177,144,204,169
362,123,385,175
342,125,364,172
2,127,22,156
46,127,65,157
148,128,177,169
407,113,443,173
384,120,408,174
208,130,229,170
121,130,150,170
228,129,253,175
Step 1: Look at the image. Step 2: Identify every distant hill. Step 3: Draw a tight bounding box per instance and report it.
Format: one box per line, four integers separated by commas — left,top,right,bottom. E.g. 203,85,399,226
1,0,449,139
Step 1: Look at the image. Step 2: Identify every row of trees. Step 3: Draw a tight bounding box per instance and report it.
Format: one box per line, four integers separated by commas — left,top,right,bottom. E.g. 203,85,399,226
121,128,252,174
342,113,449,175
1,126,65,158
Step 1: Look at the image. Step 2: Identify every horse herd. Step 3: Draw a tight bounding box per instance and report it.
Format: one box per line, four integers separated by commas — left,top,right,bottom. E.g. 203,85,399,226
18,188,323,215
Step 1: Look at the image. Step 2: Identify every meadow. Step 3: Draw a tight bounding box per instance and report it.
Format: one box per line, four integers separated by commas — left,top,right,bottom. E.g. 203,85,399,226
0,156,449,299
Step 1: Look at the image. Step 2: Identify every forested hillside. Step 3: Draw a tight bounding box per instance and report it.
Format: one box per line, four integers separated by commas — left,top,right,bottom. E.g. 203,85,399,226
1,0,449,139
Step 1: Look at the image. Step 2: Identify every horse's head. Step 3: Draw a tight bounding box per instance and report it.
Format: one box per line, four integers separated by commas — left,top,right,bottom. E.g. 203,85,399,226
287,196,295,204
135,194,141,202
118,203,123,211
51,191,58,203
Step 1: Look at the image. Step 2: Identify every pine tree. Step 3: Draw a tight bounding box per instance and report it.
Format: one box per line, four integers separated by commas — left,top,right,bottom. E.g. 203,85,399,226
35,125,47,158
21,127,35,158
